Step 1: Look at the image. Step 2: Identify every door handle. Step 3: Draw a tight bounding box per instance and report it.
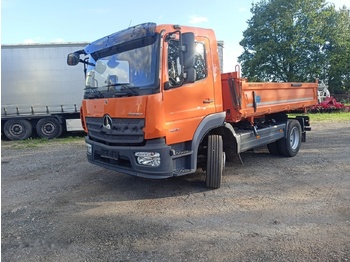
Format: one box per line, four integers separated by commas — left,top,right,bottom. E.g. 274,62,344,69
203,99,214,104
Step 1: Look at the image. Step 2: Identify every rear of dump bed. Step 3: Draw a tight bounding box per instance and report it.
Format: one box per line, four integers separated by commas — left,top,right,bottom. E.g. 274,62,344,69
221,72,318,122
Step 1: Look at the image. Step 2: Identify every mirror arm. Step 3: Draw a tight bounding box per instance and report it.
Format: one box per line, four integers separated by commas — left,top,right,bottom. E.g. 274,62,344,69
75,49,86,55
79,59,95,67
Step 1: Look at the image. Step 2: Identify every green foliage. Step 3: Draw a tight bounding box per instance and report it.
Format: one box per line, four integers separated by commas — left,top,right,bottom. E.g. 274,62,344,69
327,7,350,94
238,0,350,94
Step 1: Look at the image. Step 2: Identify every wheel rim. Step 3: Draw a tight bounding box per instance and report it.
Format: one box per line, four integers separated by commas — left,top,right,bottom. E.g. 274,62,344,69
289,126,300,150
11,124,24,136
42,123,55,135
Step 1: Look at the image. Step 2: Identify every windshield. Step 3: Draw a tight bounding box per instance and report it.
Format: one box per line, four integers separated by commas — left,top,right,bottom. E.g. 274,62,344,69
84,35,160,98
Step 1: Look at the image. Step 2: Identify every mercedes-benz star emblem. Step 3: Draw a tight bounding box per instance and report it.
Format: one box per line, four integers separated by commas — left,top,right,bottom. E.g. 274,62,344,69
103,115,112,130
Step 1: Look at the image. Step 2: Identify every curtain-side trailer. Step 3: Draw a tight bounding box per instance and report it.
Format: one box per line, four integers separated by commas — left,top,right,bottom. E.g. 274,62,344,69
1,43,87,140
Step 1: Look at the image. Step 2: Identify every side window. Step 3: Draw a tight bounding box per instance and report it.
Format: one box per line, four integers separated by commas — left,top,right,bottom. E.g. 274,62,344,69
194,42,206,81
167,40,207,87
168,40,182,87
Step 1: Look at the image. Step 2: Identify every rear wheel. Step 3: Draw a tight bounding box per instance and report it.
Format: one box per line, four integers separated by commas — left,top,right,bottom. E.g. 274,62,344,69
3,119,32,140
206,135,224,189
278,120,302,157
36,117,63,139
267,141,281,155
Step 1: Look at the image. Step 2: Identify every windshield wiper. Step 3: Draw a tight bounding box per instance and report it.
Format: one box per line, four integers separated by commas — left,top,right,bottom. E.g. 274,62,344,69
84,87,104,99
105,83,139,96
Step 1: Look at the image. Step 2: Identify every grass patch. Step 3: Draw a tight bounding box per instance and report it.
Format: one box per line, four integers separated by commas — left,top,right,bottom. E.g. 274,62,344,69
309,112,350,122
2,136,85,149
290,112,350,122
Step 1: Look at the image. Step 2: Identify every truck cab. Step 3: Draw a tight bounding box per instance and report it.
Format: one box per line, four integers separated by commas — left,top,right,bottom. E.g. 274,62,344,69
68,23,225,179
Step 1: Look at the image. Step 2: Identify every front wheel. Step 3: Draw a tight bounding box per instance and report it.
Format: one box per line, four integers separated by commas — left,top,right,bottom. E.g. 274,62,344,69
3,119,32,140
278,120,302,157
36,117,63,139
206,135,224,189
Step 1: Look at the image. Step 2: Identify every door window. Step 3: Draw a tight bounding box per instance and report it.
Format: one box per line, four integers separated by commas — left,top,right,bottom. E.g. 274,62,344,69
167,40,207,87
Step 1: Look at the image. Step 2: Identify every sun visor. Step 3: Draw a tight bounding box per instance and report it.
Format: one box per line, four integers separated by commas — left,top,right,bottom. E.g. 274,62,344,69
84,23,157,56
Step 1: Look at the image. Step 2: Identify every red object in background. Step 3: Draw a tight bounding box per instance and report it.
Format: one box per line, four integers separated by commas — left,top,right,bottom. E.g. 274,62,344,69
309,96,350,112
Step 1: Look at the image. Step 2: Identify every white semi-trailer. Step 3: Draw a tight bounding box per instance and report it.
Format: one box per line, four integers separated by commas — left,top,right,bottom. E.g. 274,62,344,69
1,43,87,140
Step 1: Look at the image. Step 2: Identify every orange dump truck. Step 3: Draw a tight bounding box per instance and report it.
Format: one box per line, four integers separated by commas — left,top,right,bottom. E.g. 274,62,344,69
67,23,317,188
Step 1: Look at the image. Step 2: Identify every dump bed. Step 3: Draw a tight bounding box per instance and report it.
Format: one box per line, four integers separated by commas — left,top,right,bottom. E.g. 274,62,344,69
221,72,318,122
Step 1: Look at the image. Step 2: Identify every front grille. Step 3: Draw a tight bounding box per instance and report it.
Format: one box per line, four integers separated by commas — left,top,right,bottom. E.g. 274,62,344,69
86,117,145,145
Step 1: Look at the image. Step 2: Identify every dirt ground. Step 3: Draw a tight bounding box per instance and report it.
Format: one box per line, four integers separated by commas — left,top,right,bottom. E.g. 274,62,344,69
1,121,350,262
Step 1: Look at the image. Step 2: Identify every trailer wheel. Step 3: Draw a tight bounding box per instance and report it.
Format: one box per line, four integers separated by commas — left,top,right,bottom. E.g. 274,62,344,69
36,118,63,139
3,120,32,140
278,120,302,157
206,135,224,189
267,141,281,155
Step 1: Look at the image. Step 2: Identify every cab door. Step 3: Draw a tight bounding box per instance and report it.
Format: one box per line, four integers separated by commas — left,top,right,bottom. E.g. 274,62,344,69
163,36,216,145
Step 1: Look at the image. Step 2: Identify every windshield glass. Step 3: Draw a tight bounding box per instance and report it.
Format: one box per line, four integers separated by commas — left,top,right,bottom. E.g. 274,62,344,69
84,35,159,98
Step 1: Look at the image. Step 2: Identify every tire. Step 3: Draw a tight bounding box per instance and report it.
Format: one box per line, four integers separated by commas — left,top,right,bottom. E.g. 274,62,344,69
36,117,63,139
3,119,32,140
267,141,281,155
206,135,224,189
278,120,302,157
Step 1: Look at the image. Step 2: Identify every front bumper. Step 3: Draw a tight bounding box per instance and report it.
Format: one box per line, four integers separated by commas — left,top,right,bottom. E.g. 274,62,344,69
85,137,174,179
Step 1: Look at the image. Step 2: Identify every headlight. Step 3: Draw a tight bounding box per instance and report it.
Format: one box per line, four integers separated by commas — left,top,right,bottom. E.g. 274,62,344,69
135,152,160,167
86,143,92,155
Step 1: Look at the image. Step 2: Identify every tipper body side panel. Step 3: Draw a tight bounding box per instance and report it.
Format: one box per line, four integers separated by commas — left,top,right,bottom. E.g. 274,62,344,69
221,72,318,122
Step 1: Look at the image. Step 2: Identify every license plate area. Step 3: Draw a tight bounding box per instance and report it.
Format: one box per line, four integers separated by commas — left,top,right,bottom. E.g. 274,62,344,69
99,149,119,160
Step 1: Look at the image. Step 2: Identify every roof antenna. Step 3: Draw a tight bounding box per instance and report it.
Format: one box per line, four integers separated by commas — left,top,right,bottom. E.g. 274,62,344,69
128,20,132,27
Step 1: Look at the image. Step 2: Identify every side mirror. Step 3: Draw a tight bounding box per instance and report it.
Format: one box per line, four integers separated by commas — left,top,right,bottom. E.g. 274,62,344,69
67,53,80,66
181,32,195,68
185,68,196,83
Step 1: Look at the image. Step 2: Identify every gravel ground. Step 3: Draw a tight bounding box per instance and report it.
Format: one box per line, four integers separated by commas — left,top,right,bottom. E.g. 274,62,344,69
1,122,350,262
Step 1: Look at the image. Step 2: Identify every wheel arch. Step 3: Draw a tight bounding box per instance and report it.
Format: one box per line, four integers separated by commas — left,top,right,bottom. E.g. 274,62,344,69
189,113,240,169
206,123,239,163
189,112,225,170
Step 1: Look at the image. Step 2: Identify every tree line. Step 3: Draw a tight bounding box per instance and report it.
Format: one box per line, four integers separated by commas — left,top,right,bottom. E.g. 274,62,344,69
238,0,350,94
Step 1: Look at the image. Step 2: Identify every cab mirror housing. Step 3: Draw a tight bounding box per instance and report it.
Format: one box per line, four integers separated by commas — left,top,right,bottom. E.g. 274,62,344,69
181,32,195,68
67,53,80,66
185,68,196,83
